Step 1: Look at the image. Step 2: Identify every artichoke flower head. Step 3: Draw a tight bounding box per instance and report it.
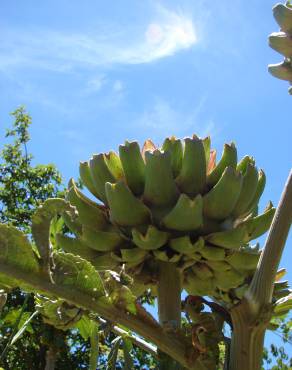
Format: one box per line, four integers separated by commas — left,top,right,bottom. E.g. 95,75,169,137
57,135,275,304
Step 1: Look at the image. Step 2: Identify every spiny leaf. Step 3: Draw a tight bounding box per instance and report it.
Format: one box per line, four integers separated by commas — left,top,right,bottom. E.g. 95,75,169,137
53,252,105,299
75,316,97,341
0,224,39,274
32,198,77,274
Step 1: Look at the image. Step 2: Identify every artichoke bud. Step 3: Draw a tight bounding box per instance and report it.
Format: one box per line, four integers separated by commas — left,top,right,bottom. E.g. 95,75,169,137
59,136,271,303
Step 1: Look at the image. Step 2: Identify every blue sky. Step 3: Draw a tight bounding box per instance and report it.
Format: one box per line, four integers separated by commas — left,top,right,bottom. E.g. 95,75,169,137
0,0,291,360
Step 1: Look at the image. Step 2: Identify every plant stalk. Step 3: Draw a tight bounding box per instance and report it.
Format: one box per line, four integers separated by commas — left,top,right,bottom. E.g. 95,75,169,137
229,170,292,370
229,301,266,370
157,261,182,370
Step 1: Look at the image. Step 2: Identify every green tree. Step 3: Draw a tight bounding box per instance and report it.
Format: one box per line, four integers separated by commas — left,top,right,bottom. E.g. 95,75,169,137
0,106,62,232
0,107,158,369
0,107,89,369
262,318,292,369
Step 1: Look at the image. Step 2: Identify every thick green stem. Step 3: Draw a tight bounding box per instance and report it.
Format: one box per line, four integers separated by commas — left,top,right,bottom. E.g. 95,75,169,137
229,302,266,370
229,171,292,370
157,261,182,370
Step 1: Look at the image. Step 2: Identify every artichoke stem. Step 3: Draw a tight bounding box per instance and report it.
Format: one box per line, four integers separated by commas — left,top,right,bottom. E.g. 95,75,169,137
157,261,182,370
229,301,266,370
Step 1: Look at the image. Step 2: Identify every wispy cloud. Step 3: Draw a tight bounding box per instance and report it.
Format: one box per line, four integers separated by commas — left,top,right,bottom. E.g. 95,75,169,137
85,74,107,93
0,4,197,73
133,97,217,143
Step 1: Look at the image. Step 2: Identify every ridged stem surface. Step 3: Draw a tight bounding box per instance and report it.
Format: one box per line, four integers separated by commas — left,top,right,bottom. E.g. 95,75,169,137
229,170,292,370
157,261,183,370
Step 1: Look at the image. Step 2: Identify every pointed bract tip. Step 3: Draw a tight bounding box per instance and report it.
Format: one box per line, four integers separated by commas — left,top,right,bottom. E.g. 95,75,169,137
68,178,75,189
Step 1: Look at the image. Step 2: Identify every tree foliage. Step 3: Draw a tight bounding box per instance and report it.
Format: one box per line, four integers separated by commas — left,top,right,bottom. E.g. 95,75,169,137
0,107,62,232
0,107,159,369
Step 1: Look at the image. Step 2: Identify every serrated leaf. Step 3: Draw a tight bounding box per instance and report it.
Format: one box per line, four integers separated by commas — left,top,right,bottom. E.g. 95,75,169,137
75,316,97,341
53,252,105,299
35,296,82,330
49,215,64,249
32,198,77,274
0,224,39,274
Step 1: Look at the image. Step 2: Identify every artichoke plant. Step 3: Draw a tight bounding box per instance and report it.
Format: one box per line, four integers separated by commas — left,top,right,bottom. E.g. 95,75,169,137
269,1,292,94
57,135,275,305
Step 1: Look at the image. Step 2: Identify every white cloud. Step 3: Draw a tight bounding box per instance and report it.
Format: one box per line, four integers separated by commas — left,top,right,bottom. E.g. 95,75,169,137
134,97,216,142
0,5,197,72
86,75,107,93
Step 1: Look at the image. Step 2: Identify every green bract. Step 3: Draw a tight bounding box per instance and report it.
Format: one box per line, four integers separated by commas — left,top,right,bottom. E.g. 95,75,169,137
268,2,292,94
56,135,275,304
